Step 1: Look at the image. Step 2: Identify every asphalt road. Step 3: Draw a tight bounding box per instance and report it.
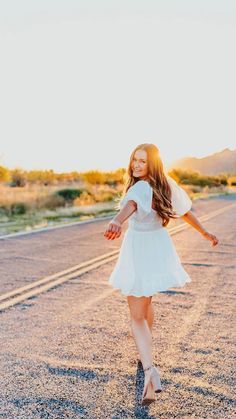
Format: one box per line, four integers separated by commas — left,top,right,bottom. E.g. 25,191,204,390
0,194,235,418
0,194,233,294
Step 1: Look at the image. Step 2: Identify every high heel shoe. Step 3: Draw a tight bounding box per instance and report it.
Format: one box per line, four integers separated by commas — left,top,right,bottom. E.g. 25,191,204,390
136,353,141,363
141,364,162,406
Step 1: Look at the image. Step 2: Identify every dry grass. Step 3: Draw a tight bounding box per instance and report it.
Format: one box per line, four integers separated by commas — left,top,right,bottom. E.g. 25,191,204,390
0,182,231,236
0,182,122,212
0,184,61,206
0,182,229,210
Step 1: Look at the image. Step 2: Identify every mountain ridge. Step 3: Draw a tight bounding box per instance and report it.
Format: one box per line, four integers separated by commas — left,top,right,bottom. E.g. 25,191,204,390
168,148,236,175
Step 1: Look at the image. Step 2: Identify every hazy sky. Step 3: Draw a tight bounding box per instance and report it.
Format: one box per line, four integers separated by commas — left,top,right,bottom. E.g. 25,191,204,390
0,1,235,173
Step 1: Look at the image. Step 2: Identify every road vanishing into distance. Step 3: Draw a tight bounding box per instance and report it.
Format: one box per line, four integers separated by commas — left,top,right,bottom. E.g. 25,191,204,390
0,194,235,418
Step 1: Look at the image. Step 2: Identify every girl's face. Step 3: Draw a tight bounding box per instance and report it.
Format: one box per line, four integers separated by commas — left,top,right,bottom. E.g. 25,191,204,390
131,149,148,180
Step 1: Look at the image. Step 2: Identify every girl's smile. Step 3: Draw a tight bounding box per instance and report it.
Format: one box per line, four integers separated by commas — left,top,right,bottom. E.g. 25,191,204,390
132,149,148,179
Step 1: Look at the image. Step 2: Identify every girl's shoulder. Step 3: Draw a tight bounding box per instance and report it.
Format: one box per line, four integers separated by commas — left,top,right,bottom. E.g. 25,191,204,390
128,179,152,191
118,180,152,208
119,179,153,219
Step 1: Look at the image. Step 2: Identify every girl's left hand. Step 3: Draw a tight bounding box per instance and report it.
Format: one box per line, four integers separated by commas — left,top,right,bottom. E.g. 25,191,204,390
104,220,122,240
202,231,219,247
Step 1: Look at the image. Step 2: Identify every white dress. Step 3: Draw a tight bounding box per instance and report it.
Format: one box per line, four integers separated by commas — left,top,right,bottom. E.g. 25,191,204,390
108,175,193,297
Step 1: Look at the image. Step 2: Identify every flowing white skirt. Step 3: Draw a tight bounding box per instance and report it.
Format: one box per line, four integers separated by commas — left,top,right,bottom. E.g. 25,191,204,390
108,226,191,297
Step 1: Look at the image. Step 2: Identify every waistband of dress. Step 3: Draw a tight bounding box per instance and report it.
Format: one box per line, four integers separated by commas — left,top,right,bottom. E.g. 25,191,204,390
128,221,164,232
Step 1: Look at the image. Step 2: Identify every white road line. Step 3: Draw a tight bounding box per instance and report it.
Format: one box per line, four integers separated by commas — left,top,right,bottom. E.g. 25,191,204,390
0,253,118,302
0,256,118,311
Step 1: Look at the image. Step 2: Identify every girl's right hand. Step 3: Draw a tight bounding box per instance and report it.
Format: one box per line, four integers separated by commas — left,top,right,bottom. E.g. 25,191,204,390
202,231,219,247
103,220,122,240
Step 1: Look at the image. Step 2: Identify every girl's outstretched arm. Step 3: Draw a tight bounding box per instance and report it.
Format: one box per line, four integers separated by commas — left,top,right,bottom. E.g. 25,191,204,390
103,200,137,240
181,210,219,247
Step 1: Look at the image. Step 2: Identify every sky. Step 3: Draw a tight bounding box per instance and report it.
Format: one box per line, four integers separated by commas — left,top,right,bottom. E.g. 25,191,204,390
0,1,235,173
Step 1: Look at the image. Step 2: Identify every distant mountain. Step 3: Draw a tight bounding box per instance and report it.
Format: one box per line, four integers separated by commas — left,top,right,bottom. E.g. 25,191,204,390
168,148,236,175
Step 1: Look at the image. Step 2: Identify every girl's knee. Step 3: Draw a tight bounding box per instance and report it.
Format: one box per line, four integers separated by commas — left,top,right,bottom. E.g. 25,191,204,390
130,312,146,322
127,296,152,322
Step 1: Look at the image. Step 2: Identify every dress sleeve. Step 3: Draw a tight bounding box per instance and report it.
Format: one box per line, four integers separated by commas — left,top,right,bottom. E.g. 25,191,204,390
166,175,192,217
119,180,153,220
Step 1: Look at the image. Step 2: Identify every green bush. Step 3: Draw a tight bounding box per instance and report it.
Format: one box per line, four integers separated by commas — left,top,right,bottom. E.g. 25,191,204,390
55,188,92,202
169,169,227,187
0,207,8,217
10,203,28,215
217,176,228,186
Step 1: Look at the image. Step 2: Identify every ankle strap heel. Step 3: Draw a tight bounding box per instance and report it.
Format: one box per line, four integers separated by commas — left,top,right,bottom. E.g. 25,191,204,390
143,364,162,393
143,364,153,372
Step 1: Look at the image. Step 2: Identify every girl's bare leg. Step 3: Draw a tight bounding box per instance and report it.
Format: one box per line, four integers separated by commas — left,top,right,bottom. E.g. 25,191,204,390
127,296,153,370
130,299,154,337
146,300,154,334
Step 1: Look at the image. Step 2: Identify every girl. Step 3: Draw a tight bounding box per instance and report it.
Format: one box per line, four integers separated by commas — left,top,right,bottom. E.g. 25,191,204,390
103,143,219,406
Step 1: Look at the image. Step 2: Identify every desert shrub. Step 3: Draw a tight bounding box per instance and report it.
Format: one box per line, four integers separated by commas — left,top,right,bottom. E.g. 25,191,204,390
188,185,202,193
27,170,56,185
55,188,91,202
81,169,126,185
11,202,28,215
81,171,106,185
0,166,10,182
191,176,219,187
103,168,126,185
35,194,66,210
93,191,117,203
168,169,225,187
217,175,228,185
10,169,27,187
1,202,28,216
73,191,96,206
228,176,236,186
0,206,9,216
0,207,7,217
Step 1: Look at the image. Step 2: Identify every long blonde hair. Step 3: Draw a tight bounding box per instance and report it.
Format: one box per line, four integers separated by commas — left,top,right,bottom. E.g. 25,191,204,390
121,143,178,227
